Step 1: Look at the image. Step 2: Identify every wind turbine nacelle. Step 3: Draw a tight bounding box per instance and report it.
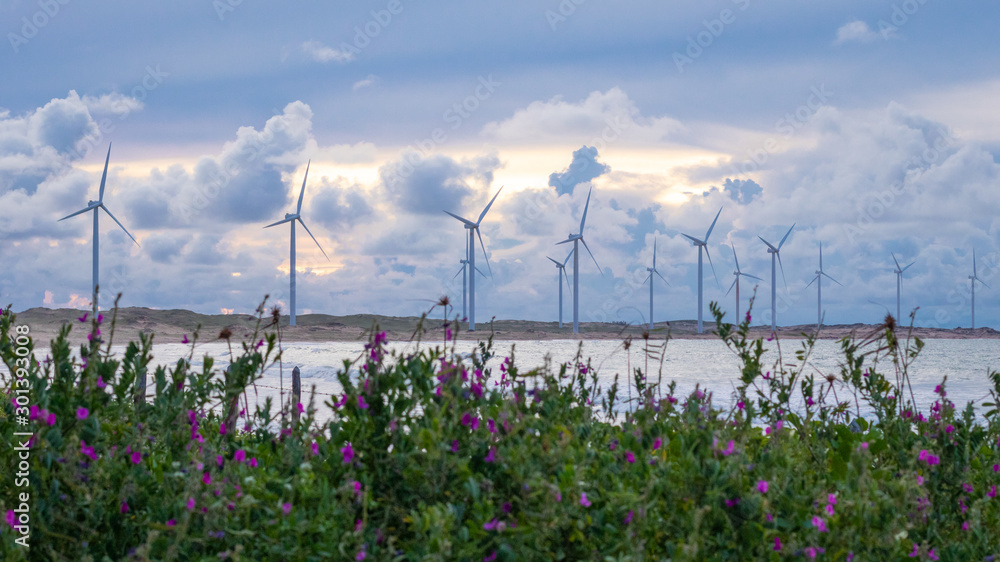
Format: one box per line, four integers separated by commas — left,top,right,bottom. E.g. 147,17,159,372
285,213,296,219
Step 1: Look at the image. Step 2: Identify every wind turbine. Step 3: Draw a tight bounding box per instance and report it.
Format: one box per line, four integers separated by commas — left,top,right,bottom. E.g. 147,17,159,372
758,224,794,334
891,253,915,321
453,235,488,322
681,208,722,334
805,243,841,328
264,161,329,327
970,249,989,329
643,238,670,330
58,143,139,306
546,249,574,328
556,187,603,333
726,243,761,325
444,186,503,331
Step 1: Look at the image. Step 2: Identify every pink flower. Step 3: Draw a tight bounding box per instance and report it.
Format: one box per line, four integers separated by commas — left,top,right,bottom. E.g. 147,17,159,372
357,396,369,410
825,504,835,516
186,498,195,510
80,439,97,461
311,442,319,455
828,493,837,505
757,480,768,494
722,440,735,456
96,376,106,389
297,403,304,414
46,412,56,426
78,313,88,322
182,335,189,344
962,520,969,531
356,550,367,561
6,510,17,529
488,419,497,433
217,455,225,467
282,502,292,515
353,481,362,496
250,457,258,467
811,516,827,533
945,424,955,433
483,518,499,531
624,510,634,524
987,485,996,498
653,437,662,450
167,519,176,527
451,440,459,453
219,424,227,435
76,407,89,420
235,450,246,463
97,313,104,323
131,451,141,465
928,548,939,561
580,492,591,507
625,451,635,463
484,447,497,463
202,472,211,485
773,537,782,551
341,443,354,464
804,547,818,559
120,501,129,514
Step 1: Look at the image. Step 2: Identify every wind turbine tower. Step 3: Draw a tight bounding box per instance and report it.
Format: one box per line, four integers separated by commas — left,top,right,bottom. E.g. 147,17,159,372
970,249,989,329
264,161,329,326
643,238,670,330
726,243,761,325
891,253,915,322
758,224,794,334
546,249,574,328
58,143,140,307
556,187,603,333
805,243,841,328
444,187,503,331
681,208,722,334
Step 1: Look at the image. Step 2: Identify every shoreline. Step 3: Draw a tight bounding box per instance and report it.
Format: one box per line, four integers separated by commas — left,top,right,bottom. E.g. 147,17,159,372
8,306,1000,347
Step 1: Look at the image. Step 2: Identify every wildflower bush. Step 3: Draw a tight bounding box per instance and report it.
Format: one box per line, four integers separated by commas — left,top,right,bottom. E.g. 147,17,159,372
1,298,999,561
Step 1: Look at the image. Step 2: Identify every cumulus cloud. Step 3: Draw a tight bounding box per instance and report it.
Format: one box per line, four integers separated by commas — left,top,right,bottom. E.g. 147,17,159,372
310,177,375,232
352,74,379,91
81,93,144,117
701,178,763,204
379,151,502,216
548,146,610,195
834,20,881,45
301,40,355,63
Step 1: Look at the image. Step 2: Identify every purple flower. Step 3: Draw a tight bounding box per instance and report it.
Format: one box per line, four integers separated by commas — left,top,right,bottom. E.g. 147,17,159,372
988,485,996,498
484,447,497,463
182,334,189,344
484,552,498,562
625,451,635,463
120,501,129,514
721,440,735,456
811,516,828,532
804,547,818,559
250,457,258,468
235,450,246,463
78,313,88,322
451,440,459,453
46,412,56,426
282,502,292,515
341,443,355,464
946,424,955,433
488,419,497,433
80,439,97,461
757,480,769,494
580,492,591,507
357,396,369,410
311,442,319,455
828,493,837,505
6,510,17,529
202,472,211,485
773,537,782,551
653,437,662,450
131,451,142,465
76,407,89,420
167,519,176,527
297,402,304,414
624,510,634,524
187,498,196,510
483,518,499,531
96,376,106,389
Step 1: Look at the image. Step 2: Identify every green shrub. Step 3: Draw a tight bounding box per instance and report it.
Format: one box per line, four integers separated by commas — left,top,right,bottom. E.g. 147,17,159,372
1,298,998,561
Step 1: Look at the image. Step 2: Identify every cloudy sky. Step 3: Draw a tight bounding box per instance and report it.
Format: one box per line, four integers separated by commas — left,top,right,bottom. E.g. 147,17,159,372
3,0,1000,329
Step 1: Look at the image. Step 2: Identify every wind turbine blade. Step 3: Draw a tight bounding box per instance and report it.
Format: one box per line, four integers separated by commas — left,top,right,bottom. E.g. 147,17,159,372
777,253,787,290
58,205,94,221
562,248,574,266
705,246,720,288
902,261,915,273
297,218,329,260
806,275,818,289
822,272,843,286
547,256,561,266
443,210,476,227
758,236,778,252
973,249,978,278
819,243,824,269
98,143,111,202
652,238,657,269
979,278,991,289
681,233,704,246
264,217,295,228
296,160,310,215
726,277,738,296
476,228,493,277
579,187,593,234
556,237,575,246
655,270,670,287
474,265,489,279
562,269,573,298
476,186,504,226
644,272,653,285
731,242,740,272
704,207,722,241
892,253,902,271
777,224,795,250
101,205,139,246
453,266,464,280
580,237,603,276
743,273,764,282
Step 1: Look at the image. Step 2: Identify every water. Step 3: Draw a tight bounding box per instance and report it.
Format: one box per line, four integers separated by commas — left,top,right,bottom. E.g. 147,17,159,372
20,338,1000,425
